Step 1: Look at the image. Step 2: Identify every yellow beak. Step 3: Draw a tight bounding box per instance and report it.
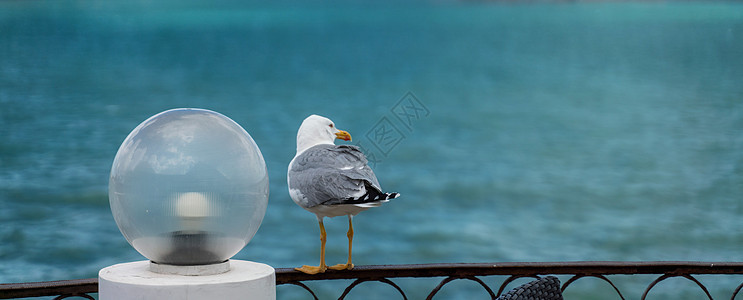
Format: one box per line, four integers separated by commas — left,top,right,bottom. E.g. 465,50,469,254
335,130,352,141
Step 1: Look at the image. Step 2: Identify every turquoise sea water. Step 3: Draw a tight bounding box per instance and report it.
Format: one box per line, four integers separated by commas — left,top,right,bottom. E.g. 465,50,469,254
1,1,742,298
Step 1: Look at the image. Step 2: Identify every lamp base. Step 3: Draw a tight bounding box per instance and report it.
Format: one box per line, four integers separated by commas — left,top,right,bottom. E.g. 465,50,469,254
149,260,230,276
99,260,275,300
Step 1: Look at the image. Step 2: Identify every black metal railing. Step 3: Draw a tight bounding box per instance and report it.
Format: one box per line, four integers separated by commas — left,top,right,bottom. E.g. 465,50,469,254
3,262,743,299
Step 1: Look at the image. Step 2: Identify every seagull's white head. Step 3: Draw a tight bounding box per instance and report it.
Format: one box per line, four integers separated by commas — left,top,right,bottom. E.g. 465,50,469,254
296,114,352,154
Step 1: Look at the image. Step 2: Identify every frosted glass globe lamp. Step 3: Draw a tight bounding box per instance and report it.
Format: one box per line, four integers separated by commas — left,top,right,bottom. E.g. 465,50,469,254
108,108,269,274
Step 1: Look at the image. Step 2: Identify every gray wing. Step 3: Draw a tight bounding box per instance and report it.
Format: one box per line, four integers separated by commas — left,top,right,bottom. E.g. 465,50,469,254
288,144,381,208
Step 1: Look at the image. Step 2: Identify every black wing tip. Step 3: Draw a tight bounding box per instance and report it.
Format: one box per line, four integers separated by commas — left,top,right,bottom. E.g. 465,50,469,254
344,192,400,204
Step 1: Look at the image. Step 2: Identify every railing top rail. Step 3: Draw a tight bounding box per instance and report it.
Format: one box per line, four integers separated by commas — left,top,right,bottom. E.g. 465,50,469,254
0,278,97,299
3,261,743,299
275,261,743,283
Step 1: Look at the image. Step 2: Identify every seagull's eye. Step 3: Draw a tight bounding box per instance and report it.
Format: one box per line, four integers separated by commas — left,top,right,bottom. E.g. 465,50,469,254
329,124,334,128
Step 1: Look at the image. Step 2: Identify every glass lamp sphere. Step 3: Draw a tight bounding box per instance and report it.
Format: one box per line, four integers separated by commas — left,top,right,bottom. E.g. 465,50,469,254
109,108,269,266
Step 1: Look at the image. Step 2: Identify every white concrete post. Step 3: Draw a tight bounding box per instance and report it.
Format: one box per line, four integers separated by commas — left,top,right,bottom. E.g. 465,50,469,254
99,260,275,300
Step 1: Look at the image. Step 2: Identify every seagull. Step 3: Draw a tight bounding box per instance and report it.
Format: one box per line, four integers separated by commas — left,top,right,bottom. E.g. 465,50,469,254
288,114,400,274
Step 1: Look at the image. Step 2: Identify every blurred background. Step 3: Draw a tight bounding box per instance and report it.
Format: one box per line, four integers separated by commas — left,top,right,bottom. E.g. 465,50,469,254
1,0,741,298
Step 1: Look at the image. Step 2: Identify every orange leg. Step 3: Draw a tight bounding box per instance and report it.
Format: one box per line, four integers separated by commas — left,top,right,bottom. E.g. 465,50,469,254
295,219,328,274
329,215,355,270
